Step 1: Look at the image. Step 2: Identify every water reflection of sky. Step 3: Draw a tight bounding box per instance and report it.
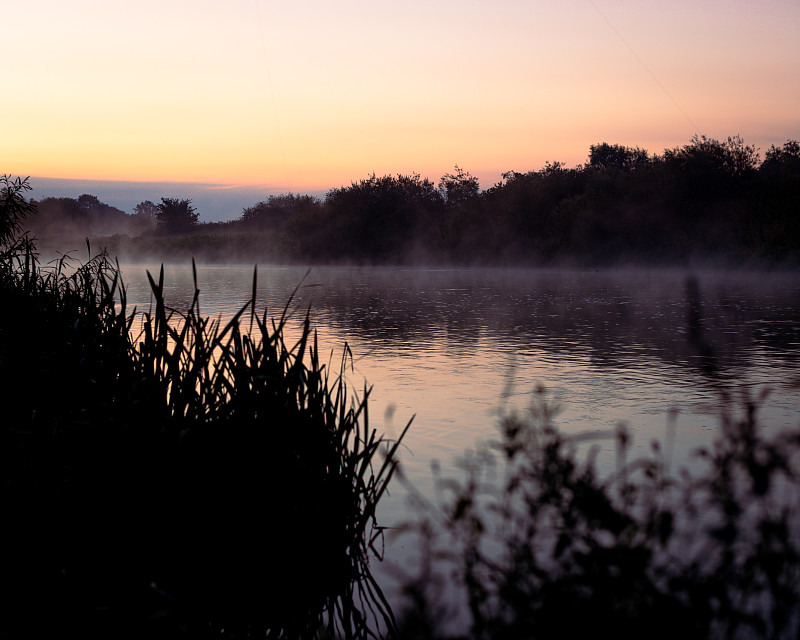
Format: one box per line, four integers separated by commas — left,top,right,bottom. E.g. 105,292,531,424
115,263,800,630
119,263,800,513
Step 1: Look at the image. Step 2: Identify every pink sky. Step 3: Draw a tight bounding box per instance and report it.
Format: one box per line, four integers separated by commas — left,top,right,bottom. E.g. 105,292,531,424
5,0,799,218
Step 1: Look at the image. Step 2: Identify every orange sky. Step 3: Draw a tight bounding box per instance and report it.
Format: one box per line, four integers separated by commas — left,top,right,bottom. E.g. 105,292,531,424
5,0,800,211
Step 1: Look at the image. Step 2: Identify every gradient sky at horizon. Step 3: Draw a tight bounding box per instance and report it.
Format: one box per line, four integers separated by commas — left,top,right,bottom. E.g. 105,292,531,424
5,0,800,219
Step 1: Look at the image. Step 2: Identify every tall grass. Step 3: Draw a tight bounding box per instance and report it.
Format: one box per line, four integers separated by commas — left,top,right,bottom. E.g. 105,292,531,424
128,262,410,637
1,208,408,638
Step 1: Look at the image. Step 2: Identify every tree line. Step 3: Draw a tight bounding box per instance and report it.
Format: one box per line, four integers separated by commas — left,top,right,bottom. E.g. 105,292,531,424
25,195,198,237
24,135,800,266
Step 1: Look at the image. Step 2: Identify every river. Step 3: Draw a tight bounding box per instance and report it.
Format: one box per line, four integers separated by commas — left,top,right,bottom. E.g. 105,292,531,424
118,262,800,628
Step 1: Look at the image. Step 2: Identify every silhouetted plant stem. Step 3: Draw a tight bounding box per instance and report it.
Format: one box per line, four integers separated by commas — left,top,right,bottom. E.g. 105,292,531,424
396,386,800,639
1,203,408,638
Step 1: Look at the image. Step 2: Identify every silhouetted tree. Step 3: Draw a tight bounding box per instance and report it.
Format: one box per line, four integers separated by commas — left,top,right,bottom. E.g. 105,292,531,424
22,195,127,237
155,197,198,233
133,200,159,219
762,140,800,176
752,140,800,260
11,134,799,266
37,197,83,221
241,193,320,229
77,194,128,232
438,165,480,208
588,143,650,172
664,134,759,180
481,163,588,261
130,200,159,235
323,173,443,261
77,193,103,213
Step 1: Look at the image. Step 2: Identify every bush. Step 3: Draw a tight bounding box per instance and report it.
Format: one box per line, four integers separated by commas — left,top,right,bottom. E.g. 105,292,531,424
397,387,800,639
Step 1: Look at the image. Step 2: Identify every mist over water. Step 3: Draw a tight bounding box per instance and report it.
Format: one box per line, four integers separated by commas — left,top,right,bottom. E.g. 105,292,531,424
119,262,800,484
114,261,800,630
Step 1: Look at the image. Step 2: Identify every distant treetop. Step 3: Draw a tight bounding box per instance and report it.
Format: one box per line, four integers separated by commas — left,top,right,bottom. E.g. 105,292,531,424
155,198,198,233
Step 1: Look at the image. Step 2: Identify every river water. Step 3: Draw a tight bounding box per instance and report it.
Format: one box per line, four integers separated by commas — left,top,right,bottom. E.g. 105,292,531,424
118,262,800,625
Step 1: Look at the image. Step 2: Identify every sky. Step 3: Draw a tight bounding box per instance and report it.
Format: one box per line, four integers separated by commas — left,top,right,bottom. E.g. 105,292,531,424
5,0,800,221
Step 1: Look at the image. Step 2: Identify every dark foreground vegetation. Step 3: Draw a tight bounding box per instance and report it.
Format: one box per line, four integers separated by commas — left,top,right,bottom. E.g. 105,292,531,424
4,175,800,638
24,135,800,267
1,176,407,638
393,388,800,640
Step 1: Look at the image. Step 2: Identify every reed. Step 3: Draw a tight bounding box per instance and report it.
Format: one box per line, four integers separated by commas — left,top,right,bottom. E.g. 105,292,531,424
1,216,407,638
128,261,410,637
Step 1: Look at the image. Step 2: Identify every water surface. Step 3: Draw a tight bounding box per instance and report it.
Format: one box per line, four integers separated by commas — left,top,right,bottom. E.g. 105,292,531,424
118,263,799,505
117,263,800,625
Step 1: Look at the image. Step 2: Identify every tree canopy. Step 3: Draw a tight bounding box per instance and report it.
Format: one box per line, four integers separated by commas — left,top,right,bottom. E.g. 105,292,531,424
155,198,198,233
11,134,800,267
241,194,321,228
438,165,480,207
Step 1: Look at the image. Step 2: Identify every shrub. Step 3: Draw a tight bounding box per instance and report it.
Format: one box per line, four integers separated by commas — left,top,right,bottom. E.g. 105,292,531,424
397,387,800,639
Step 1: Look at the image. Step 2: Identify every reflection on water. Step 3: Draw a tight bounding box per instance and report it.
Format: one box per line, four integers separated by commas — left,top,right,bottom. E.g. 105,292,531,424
119,263,800,511
116,263,800,631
